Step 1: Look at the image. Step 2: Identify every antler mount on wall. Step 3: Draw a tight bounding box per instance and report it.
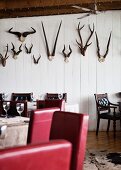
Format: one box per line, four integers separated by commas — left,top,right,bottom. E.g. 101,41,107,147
95,31,112,62
62,45,72,63
25,44,33,54
11,43,22,59
33,55,41,64
76,22,94,56
8,27,36,42
41,21,62,61
0,44,9,67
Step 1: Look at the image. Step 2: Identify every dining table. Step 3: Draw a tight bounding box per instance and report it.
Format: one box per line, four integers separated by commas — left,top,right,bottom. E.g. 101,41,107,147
0,116,29,149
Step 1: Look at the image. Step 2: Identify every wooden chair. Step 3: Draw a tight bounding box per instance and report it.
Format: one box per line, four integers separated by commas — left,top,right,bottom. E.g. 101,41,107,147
46,93,67,102
0,101,27,117
0,93,2,101
11,92,33,102
0,93,5,101
94,93,121,137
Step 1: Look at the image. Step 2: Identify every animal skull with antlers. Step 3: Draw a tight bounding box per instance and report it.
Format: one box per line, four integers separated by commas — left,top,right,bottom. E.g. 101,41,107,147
41,21,62,61
0,44,9,67
33,55,41,64
76,23,95,56
95,32,112,62
62,45,72,63
11,43,22,59
8,27,36,42
25,44,33,54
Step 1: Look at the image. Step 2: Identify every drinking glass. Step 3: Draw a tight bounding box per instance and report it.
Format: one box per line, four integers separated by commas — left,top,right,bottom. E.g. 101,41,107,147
2,93,5,101
2,93,8,101
16,103,24,119
3,102,10,118
58,93,63,100
30,93,34,102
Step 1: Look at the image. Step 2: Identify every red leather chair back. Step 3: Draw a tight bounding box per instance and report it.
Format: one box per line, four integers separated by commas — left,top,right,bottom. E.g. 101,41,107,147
0,140,72,170
50,111,89,170
27,107,60,144
37,99,65,111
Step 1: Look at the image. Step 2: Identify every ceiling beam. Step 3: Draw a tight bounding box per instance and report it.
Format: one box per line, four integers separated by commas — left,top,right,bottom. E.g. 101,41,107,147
0,0,99,9
0,0,120,19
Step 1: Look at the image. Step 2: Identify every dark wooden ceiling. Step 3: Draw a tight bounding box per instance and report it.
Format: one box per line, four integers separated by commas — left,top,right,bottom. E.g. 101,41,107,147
0,0,121,19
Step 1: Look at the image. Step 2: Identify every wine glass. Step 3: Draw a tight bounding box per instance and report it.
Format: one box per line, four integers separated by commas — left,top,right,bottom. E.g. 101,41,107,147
58,93,63,100
16,103,24,119
3,101,10,118
30,93,34,102
2,93,8,101
2,93,5,101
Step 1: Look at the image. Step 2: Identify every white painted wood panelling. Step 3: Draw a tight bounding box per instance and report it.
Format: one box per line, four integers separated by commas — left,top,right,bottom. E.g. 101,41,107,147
0,11,121,130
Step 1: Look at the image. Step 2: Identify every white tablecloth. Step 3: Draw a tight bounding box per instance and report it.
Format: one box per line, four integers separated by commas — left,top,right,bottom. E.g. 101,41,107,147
65,103,79,113
27,102,37,111
0,116,29,149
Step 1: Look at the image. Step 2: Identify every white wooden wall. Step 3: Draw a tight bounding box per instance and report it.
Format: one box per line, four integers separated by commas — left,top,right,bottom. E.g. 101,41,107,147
0,11,121,130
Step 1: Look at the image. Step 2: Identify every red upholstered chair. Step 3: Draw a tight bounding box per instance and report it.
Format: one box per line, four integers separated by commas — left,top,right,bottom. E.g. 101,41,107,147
27,107,60,144
36,99,65,111
50,111,89,170
0,140,72,170
36,100,46,108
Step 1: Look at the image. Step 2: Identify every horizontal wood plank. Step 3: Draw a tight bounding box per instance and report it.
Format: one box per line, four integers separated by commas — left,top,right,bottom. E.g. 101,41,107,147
0,0,120,19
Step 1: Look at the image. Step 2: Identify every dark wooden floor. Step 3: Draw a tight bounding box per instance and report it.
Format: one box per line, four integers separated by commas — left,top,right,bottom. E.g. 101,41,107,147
86,131,121,152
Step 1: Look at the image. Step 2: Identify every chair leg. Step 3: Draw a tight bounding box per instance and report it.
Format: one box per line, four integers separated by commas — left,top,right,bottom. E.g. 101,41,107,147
113,120,116,138
107,119,110,133
120,119,121,131
96,118,100,136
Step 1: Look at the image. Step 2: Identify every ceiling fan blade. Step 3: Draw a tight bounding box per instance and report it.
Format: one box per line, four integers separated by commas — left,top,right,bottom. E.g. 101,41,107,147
91,10,102,15
77,13,91,19
96,11,101,14
72,5,91,12
71,5,81,9
94,3,98,11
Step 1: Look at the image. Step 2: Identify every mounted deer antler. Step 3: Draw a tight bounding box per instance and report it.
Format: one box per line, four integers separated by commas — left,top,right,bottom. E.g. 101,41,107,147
8,27,36,42
76,23,94,56
33,55,41,64
62,45,72,63
0,44,9,67
41,21,62,61
11,43,22,59
25,44,33,54
95,31,112,62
